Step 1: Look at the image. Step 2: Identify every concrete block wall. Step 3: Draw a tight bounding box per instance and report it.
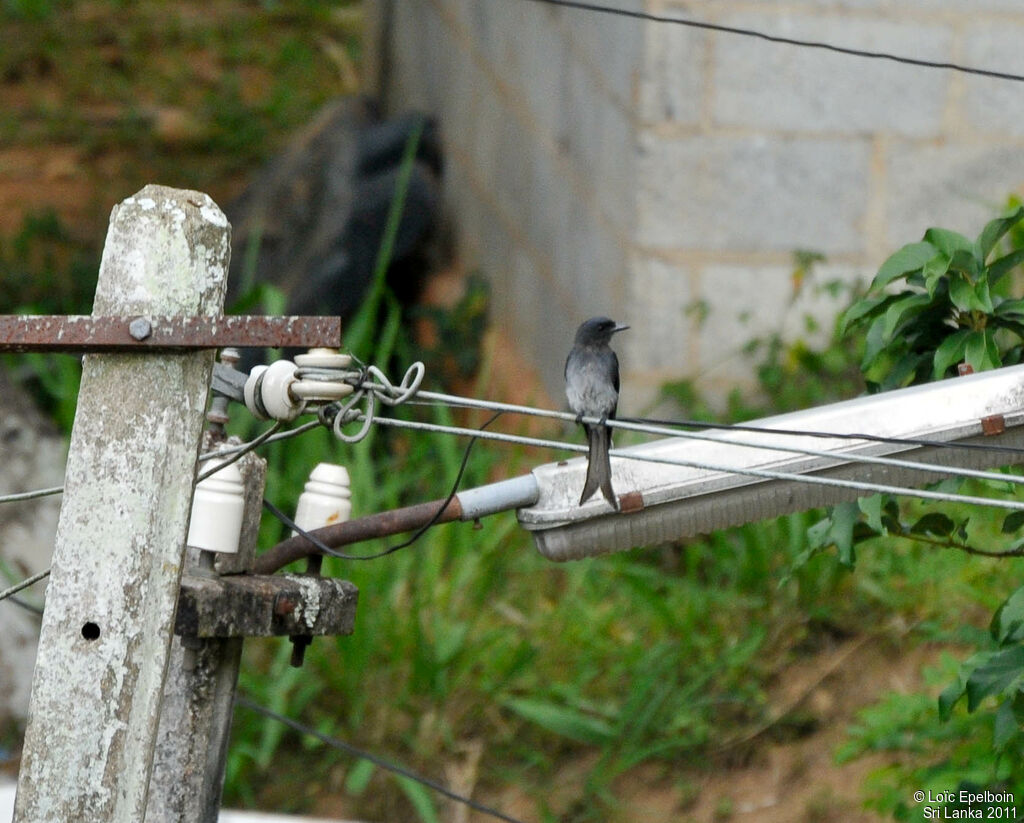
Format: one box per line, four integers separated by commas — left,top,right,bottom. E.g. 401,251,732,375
370,0,1024,410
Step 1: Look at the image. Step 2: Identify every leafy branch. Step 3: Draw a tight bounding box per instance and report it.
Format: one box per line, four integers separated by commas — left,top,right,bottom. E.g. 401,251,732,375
841,204,1024,392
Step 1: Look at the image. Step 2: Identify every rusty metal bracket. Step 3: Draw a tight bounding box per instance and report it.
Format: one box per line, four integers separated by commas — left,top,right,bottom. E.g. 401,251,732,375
0,314,341,352
175,573,358,639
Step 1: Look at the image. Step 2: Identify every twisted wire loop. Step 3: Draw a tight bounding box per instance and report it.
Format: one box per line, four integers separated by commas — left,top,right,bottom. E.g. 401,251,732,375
323,361,426,443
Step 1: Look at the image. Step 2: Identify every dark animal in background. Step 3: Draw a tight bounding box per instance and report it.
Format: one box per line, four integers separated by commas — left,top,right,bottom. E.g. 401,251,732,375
225,98,444,367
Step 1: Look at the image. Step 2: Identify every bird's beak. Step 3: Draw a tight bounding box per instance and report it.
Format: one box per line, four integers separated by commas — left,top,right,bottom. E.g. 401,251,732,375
613,323,630,334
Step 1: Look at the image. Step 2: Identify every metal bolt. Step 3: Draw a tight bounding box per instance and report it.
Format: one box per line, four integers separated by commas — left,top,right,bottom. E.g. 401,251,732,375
273,594,296,617
128,317,152,341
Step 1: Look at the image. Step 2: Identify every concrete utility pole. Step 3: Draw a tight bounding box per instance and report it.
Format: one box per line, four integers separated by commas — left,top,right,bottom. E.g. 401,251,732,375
145,441,266,823
14,185,230,822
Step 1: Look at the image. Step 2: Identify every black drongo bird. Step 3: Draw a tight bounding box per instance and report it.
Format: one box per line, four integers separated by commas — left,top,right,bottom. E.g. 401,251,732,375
565,316,629,509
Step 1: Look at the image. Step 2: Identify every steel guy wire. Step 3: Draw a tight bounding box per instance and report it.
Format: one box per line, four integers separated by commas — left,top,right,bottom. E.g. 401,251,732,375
408,389,1024,457
285,359,1024,460
0,485,63,505
234,694,526,823
397,393,1024,489
0,567,51,604
333,412,1024,513
197,420,323,464
196,420,283,482
520,0,1024,85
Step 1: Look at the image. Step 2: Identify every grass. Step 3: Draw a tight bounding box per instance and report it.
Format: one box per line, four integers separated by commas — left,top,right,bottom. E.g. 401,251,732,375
0,0,360,241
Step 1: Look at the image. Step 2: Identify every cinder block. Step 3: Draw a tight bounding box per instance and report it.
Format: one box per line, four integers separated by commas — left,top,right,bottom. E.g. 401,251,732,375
693,262,867,399
712,13,951,137
962,22,1024,138
515,5,572,140
624,255,697,372
884,141,1024,249
564,0,645,109
636,134,871,254
801,0,1023,9
637,17,705,126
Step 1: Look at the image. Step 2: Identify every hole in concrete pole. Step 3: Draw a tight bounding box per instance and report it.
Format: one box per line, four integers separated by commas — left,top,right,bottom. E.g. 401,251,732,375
81,622,100,641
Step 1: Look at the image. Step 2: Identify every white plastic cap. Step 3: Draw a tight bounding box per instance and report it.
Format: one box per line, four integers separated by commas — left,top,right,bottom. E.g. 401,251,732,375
187,459,245,554
293,463,352,536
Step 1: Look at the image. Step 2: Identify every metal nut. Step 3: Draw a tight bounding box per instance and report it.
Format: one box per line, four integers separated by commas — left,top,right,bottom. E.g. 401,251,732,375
128,317,153,341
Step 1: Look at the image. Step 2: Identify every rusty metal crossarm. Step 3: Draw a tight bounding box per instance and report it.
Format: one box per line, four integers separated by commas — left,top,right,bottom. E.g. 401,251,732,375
0,314,341,352
175,573,358,639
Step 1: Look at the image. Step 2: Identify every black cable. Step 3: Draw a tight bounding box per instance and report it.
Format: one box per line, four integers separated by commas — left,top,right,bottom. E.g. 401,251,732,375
197,421,284,482
262,412,504,561
520,0,1024,84
234,694,526,823
618,415,1024,458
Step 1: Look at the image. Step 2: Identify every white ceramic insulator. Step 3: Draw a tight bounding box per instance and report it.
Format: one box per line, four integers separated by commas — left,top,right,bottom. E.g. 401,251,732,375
187,459,245,554
243,360,302,421
291,380,354,401
294,348,353,369
293,463,352,537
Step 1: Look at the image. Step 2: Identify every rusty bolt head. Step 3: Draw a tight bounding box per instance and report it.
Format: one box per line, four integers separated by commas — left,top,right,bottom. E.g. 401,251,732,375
129,317,153,341
273,594,296,617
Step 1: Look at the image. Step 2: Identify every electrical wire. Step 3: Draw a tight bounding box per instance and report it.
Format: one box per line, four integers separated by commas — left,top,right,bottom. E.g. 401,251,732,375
345,413,1024,512
404,393,1024,488
196,421,284,482
0,485,63,505
346,380,1024,485
519,0,1024,84
410,389,1024,458
234,695,526,823
619,414,1024,458
197,420,322,463
0,567,50,604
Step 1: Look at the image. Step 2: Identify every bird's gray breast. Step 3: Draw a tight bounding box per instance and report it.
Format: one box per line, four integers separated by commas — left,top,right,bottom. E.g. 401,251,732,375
565,350,619,416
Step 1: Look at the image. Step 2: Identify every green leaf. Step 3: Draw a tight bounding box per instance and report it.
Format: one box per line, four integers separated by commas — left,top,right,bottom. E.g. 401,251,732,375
1001,512,1024,534
964,329,999,372
839,294,889,335
909,512,955,537
860,314,889,372
922,253,951,296
965,645,1024,712
882,293,932,341
949,248,982,280
393,775,441,823
503,698,616,745
991,585,1024,644
931,329,971,380
924,227,973,258
995,297,1024,318
811,502,861,568
975,204,1024,262
858,495,885,533
939,674,967,721
993,698,1018,751
989,247,1024,284
344,759,376,796
948,272,993,314
872,241,938,290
